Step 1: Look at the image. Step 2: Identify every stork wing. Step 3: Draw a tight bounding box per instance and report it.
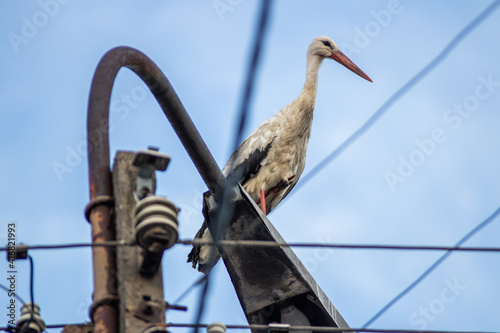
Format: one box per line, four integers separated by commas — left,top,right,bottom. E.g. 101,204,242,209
227,138,275,185
222,121,278,185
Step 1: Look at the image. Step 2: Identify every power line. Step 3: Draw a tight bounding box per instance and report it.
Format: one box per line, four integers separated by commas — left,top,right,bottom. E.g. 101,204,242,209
1,322,497,333
173,275,207,305
292,0,500,194
18,255,35,333
193,273,210,333
361,202,500,328
2,209,496,330
359,1,500,325
164,322,500,333
215,0,274,238
178,239,500,252
0,284,25,304
0,240,133,252
231,0,273,153
1,323,93,332
193,1,274,332
4,239,500,253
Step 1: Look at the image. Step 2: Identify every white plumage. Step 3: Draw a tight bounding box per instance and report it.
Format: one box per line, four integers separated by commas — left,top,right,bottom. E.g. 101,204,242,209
188,35,372,273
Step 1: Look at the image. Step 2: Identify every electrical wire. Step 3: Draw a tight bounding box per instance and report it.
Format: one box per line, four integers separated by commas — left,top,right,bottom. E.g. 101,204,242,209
214,0,274,241
292,0,500,195
0,240,133,252
192,1,273,332
0,323,93,332
357,1,500,326
193,273,210,333
361,203,500,328
0,214,495,331
173,275,208,305
0,284,25,304
18,255,35,333
3,239,500,253
26,240,130,250
178,239,500,252
1,322,497,333
164,322,500,333
231,0,272,153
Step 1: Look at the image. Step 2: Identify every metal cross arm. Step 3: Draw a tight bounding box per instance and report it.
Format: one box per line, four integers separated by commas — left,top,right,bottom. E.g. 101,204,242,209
203,185,350,331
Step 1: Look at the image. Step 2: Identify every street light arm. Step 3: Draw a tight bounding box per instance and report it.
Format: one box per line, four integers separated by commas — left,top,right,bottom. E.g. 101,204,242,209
87,46,227,200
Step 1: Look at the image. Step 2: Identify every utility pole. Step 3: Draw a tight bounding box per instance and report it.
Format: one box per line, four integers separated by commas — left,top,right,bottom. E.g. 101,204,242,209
113,150,168,332
68,148,176,333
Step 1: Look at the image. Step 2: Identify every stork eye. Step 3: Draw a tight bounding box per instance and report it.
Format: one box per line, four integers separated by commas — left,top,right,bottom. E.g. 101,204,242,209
322,41,331,48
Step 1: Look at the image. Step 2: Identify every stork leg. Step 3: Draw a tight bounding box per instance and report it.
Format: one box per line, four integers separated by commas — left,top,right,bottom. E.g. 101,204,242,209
260,189,266,215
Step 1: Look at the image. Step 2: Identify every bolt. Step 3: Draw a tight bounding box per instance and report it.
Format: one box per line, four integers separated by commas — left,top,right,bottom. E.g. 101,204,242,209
143,305,153,316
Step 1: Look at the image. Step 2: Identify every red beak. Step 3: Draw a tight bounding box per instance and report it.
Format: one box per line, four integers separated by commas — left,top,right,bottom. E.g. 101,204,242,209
330,50,373,82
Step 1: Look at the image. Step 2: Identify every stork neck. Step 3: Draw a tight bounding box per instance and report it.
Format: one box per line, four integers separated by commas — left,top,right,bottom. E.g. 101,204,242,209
280,55,323,141
300,54,323,103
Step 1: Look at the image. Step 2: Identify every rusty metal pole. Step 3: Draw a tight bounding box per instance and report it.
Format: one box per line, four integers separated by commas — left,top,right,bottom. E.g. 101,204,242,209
86,46,227,333
86,203,117,333
88,46,226,201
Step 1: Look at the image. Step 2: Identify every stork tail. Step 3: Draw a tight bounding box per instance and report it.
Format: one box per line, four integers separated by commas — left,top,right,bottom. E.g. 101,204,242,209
187,221,220,274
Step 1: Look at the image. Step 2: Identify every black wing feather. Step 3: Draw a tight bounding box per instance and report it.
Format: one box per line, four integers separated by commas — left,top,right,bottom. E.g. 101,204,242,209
227,138,275,185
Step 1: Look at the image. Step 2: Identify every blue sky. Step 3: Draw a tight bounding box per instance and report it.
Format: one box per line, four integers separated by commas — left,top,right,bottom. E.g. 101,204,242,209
1,0,500,332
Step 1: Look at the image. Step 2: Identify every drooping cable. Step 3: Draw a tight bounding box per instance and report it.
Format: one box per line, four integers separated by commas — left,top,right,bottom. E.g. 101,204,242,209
178,239,500,252
173,275,207,305
192,1,273,332
18,255,35,333
0,284,25,304
361,203,500,328
2,239,500,252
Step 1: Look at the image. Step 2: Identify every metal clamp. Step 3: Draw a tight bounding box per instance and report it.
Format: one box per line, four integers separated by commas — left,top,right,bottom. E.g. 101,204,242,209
89,296,119,323
84,195,115,223
6,244,28,261
132,147,170,201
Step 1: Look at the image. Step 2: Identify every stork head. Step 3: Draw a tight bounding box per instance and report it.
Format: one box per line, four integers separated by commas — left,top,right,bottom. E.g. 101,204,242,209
309,35,372,82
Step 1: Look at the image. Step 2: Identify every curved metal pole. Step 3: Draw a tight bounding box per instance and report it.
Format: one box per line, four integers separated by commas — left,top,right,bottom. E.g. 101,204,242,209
86,46,227,332
88,46,227,199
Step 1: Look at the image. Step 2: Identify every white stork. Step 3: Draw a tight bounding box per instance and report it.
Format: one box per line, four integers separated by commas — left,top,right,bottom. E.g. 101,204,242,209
188,35,372,273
